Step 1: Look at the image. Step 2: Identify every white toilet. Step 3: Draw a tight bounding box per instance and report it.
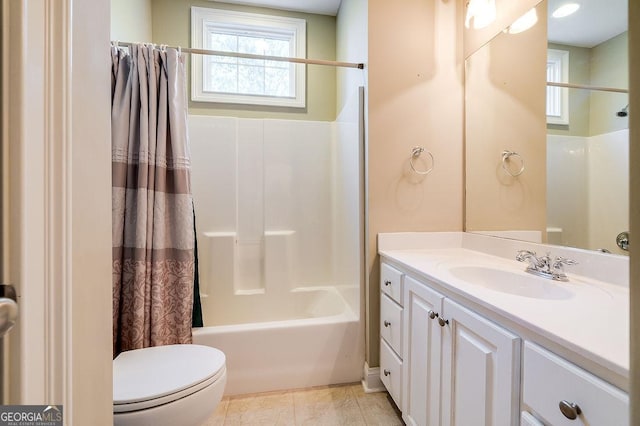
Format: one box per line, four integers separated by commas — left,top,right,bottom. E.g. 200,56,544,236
113,344,226,426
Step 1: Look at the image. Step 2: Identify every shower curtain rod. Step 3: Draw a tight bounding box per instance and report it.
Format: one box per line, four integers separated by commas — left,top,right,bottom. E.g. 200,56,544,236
547,81,628,94
113,41,365,69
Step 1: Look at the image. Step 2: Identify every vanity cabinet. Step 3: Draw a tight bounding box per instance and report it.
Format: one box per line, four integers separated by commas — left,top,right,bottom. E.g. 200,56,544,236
401,274,520,426
380,258,629,426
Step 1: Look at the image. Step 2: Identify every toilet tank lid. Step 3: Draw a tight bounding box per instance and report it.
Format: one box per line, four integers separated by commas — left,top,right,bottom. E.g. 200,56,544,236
113,344,225,404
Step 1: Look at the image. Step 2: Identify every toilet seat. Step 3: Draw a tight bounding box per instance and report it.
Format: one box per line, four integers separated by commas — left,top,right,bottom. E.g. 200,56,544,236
113,344,226,413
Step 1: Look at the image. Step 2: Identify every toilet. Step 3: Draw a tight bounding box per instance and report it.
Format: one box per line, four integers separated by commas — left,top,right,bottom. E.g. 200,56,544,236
113,344,226,426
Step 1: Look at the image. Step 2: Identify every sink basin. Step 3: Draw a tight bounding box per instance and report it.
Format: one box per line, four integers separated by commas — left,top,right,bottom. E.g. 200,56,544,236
448,266,573,300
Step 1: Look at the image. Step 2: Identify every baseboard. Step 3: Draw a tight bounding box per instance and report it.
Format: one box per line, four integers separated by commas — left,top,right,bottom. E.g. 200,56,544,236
361,362,386,393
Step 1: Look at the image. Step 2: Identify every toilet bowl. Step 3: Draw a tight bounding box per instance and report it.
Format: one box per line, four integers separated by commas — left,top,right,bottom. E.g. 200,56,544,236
113,344,226,426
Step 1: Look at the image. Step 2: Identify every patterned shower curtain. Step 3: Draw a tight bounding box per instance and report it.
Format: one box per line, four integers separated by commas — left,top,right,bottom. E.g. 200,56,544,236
111,44,195,356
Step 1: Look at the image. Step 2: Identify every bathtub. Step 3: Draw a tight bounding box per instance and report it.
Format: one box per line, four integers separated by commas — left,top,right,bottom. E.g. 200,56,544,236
192,286,364,395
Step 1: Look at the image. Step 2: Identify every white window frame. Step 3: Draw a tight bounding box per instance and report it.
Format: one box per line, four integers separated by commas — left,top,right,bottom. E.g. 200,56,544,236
546,49,569,125
191,7,306,108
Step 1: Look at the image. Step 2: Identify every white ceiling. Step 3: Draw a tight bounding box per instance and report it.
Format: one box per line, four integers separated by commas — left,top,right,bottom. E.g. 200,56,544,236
210,0,627,48
547,0,628,48
209,0,342,16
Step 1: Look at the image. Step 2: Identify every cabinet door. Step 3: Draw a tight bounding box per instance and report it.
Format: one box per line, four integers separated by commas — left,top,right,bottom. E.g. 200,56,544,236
402,276,444,426
441,299,520,426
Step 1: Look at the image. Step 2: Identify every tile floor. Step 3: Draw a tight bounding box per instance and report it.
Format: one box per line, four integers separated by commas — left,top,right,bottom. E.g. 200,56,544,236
204,383,404,425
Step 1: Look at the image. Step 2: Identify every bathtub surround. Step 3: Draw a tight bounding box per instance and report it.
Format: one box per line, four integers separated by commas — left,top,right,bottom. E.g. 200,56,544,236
111,44,196,354
189,95,362,308
188,86,364,394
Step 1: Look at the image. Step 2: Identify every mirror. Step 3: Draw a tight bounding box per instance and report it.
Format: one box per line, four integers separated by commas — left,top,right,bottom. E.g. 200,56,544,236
464,0,629,255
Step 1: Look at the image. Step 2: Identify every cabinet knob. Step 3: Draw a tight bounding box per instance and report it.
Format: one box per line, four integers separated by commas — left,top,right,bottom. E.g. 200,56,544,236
428,310,438,319
384,320,391,327
383,369,391,376
438,317,449,327
384,280,391,286
559,400,581,420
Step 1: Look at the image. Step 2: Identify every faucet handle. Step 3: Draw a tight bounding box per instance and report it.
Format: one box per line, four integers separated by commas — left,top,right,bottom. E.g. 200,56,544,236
516,249,536,261
551,256,578,281
553,256,578,267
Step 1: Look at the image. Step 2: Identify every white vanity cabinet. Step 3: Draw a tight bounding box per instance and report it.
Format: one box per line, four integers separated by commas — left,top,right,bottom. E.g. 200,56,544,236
378,232,629,426
398,270,521,426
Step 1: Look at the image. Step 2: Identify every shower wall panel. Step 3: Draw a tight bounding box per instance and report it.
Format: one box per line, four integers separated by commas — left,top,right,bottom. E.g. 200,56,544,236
587,129,629,254
188,115,340,296
547,129,629,253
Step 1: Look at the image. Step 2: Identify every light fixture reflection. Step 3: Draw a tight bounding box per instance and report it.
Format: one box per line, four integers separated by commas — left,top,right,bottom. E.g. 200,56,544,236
465,0,497,30
506,8,538,34
552,3,580,18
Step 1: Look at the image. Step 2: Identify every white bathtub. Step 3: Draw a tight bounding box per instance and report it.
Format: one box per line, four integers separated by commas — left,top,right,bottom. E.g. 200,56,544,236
192,286,364,395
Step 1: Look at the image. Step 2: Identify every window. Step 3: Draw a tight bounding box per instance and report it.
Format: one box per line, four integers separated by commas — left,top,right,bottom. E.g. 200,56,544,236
546,49,569,125
191,7,306,108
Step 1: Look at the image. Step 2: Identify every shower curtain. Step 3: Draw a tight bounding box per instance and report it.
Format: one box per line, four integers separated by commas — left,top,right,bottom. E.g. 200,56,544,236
111,43,199,355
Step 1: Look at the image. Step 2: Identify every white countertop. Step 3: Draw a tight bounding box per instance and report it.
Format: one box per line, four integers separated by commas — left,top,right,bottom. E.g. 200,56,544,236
378,232,629,389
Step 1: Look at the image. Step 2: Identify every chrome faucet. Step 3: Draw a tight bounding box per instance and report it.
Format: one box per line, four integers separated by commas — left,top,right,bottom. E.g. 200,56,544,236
516,250,577,281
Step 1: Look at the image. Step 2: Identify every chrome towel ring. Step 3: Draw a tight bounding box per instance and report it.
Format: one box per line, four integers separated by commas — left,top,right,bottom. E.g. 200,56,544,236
501,150,525,177
410,146,434,175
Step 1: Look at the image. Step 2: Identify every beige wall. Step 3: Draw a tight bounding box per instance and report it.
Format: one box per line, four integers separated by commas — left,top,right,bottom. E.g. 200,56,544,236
111,0,152,41
151,0,337,121
465,1,547,235
629,2,639,423
367,0,464,366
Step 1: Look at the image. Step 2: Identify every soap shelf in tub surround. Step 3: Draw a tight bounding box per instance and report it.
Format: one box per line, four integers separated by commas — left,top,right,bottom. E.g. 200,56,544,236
378,232,629,426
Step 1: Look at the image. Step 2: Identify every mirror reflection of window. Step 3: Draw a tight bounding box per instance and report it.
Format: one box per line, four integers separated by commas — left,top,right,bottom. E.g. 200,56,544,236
546,49,569,124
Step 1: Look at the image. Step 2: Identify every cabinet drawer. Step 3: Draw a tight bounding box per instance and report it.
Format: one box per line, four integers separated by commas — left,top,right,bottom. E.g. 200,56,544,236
380,293,402,356
380,338,402,408
523,342,628,426
381,262,403,305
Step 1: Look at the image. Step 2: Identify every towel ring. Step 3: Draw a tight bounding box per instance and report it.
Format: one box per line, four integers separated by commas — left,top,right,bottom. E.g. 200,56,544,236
501,150,525,177
410,146,434,175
